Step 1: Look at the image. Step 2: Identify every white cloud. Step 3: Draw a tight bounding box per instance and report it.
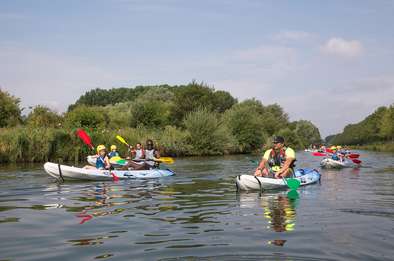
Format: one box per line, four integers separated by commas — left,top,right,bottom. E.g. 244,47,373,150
321,37,364,58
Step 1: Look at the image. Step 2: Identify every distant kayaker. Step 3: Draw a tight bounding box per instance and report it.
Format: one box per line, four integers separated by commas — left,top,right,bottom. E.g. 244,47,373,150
108,145,119,159
84,145,110,170
254,136,296,179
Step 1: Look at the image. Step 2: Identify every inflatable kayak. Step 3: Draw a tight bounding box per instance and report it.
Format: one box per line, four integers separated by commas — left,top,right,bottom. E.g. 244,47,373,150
320,158,351,169
43,162,174,181
236,168,321,191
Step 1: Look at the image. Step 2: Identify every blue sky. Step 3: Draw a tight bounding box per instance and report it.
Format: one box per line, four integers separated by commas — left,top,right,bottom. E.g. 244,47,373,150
1,0,393,137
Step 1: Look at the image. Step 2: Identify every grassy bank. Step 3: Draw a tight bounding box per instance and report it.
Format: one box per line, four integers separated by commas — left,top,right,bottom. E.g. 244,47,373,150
349,142,394,153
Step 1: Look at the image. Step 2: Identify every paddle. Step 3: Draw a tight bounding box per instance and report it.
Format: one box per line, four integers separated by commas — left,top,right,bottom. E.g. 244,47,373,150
312,152,327,157
351,158,362,164
326,148,334,154
283,177,301,190
116,135,175,164
347,154,360,159
76,129,94,150
116,135,130,147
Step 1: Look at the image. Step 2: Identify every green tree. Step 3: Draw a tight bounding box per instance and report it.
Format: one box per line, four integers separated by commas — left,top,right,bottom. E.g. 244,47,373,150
183,108,235,155
171,82,216,124
380,105,394,140
25,105,62,128
64,105,107,129
0,89,22,127
293,120,322,147
224,100,268,152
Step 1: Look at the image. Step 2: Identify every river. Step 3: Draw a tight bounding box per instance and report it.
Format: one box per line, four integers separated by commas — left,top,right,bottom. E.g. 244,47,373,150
0,151,393,260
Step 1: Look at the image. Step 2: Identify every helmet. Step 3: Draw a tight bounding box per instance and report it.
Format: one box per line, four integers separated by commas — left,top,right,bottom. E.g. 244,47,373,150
96,145,106,153
110,145,117,151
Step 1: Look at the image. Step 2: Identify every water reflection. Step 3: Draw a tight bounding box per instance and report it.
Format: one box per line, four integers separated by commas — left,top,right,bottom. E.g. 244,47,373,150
238,191,298,247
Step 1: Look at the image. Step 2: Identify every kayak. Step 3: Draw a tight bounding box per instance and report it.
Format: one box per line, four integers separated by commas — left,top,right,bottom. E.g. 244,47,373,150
43,162,175,181
236,168,321,191
320,158,351,169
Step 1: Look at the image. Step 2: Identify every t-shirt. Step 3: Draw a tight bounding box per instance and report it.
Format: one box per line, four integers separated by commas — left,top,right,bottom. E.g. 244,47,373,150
263,147,296,161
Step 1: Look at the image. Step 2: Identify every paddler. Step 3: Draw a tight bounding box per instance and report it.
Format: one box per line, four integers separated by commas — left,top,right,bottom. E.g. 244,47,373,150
108,145,119,159
84,145,110,170
254,136,296,179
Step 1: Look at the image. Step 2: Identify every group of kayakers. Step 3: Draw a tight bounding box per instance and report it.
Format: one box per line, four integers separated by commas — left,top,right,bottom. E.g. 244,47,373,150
84,139,160,171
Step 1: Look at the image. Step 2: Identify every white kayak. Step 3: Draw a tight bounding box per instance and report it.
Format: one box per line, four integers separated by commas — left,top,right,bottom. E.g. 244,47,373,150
44,162,175,181
320,158,351,169
236,168,321,191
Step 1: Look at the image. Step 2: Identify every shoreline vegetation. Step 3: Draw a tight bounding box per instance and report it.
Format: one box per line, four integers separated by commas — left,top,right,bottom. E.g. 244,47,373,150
326,104,394,153
2,82,324,163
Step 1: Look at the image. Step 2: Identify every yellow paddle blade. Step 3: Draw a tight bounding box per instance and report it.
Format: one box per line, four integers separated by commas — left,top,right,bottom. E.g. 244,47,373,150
116,135,129,146
157,157,175,164
110,156,123,162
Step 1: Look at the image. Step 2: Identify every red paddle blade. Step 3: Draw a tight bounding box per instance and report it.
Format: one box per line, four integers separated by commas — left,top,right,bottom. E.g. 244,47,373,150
312,152,326,156
348,154,360,159
111,172,119,182
75,129,94,149
352,159,362,164
326,149,334,154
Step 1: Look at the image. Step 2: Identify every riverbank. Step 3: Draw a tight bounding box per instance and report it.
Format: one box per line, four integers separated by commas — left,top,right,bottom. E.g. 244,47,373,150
349,142,394,153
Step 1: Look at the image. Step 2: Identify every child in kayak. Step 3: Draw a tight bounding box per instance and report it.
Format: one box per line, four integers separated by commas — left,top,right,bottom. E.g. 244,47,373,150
108,145,119,159
84,145,110,170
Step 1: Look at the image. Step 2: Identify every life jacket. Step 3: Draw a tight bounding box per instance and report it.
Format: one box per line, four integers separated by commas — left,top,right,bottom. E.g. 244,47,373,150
268,149,286,168
331,153,340,161
108,151,119,159
144,149,157,168
134,148,145,160
96,156,106,169
268,148,295,171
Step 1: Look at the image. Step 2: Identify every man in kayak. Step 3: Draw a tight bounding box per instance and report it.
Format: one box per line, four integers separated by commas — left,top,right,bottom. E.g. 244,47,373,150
254,136,296,179
144,139,161,169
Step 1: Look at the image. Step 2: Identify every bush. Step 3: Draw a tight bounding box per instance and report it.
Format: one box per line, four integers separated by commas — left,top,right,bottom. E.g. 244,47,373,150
64,105,108,129
183,108,235,155
25,105,63,128
224,100,268,152
0,89,22,127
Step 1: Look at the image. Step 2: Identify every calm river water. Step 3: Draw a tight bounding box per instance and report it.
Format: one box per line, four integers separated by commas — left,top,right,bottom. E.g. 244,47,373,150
0,151,393,261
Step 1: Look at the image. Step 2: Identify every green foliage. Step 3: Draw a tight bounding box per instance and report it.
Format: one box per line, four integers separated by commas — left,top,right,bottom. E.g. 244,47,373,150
129,100,172,128
292,120,322,147
25,105,62,128
275,128,303,148
380,105,394,140
0,89,22,127
64,105,108,129
0,83,325,162
183,108,235,155
224,100,268,152
330,106,391,145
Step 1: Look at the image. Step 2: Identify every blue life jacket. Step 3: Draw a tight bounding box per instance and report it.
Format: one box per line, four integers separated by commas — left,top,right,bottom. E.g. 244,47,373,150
108,151,119,159
96,156,106,169
331,153,340,161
